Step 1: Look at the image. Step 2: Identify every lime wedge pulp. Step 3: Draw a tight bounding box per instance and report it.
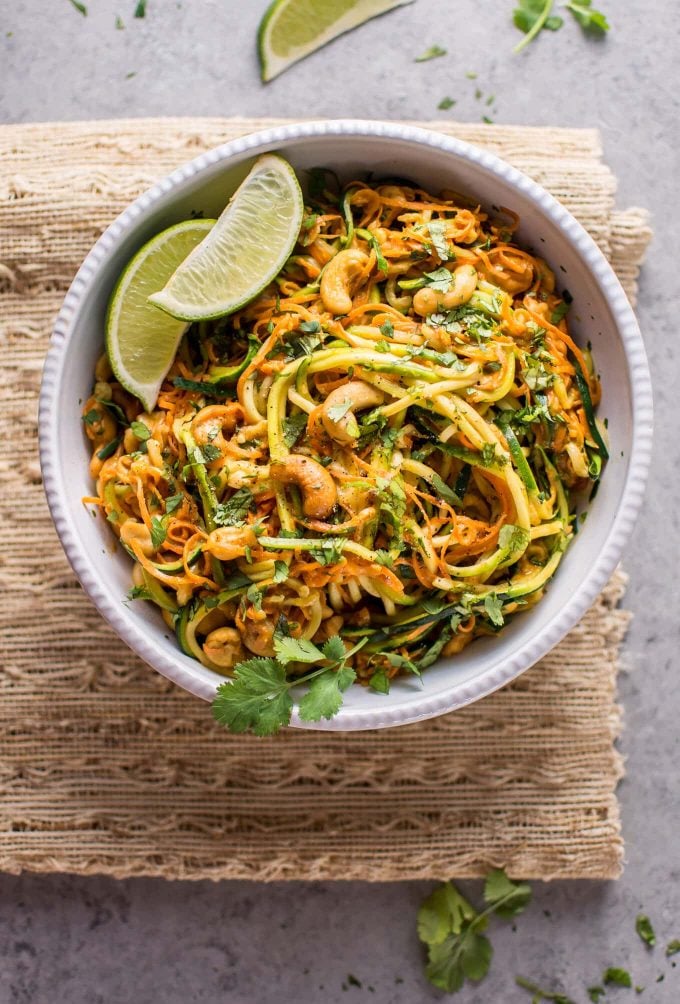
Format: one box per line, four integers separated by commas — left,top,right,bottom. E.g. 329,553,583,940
258,0,414,82
148,154,304,322
106,219,215,412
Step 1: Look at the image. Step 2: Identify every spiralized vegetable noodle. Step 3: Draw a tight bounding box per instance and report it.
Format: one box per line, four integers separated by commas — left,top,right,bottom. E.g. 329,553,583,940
83,173,606,691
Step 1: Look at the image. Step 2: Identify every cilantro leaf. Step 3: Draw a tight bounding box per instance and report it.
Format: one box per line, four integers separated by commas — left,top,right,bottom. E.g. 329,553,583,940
273,560,289,584
438,96,456,110
165,492,184,515
212,659,293,736
587,988,605,1003
282,412,308,447
214,488,254,528
326,398,353,423
130,420,151,441
550,301,570,324
603,967,632,988
150,515,167,551
273,634,324,665
498,523,530,554
513,0,564,53
369,668,390,694
68,0,87,13
417,882,477,946
516,977,575,1003
666,939,680,956
484,593,504,627
321,635,347,663
428,220,451,261
430,472,461,507
424,266,453,292
635,914,656,948
134,0,147,17
127,584,151,601
483,868,532,918
426,930,492,992
566,1,609,33
201,443,222,462
415,45,447,62
298,665,356,722
380,318,394,338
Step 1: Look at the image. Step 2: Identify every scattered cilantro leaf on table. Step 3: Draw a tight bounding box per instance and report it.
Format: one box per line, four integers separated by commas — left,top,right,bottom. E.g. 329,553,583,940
566,1,609,32
513,0,564,53
418,871,532,994
415,45,447,62
68,0,87,14
587,988,605,1003
636,913,656,948
666,939,680,956
516,976,575,1002
438,96,456,110
134,0,147,17
603,967,632,988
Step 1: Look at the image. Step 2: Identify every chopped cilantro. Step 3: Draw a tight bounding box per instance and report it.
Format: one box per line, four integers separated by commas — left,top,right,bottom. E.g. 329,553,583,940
603,967,632,988
438,97,456,110
415,45,447,62
130,420,151,441
150,516,167,551
282,412,308,447
380,318,394,338
165,492,184,515
134,0,146,17
201,443,222,462
566,1,610,33
428,220,451,261
68,0,87,14
666,940,680,956
273,560,289,583
635,914,656,948
484,593,504,627
214,488,254,528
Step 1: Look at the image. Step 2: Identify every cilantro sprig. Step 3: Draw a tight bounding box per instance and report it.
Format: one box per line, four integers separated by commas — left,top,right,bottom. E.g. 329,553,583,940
211,634,366,736
513,0,609,53
418,870,531,993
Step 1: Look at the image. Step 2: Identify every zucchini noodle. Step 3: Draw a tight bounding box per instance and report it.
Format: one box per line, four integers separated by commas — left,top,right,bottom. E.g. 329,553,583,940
83,173,606,687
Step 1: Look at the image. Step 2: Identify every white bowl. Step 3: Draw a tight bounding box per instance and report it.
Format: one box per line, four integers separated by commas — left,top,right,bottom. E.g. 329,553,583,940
39,120,653,731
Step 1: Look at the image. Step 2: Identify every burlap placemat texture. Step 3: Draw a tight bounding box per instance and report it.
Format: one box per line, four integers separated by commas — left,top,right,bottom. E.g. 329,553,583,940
0,119,651,882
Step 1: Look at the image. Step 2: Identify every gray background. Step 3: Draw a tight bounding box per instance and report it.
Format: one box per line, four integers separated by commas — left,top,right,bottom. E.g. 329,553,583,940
1,1,679,1001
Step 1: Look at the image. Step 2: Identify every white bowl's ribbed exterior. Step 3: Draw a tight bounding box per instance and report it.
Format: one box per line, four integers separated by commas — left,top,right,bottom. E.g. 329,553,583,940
39,120,653,731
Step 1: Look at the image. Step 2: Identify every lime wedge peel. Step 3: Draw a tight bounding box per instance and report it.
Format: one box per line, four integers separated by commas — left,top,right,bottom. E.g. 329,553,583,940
148,154,304,322
106,220,214,413
258,0,414,82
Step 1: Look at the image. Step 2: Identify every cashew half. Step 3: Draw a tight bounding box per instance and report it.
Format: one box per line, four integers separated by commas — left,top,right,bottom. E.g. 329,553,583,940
321,381,385,445
412,264,478,317
320,249,369,315
270,454,337,518
202,627,246,670
205,525,258,562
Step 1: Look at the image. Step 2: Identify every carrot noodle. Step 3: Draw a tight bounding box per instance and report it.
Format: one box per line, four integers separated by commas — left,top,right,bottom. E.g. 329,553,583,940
83,175,605,683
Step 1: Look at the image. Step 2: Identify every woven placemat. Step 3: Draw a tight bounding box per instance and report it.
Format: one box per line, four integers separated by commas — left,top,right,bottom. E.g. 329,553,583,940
0,119,651,882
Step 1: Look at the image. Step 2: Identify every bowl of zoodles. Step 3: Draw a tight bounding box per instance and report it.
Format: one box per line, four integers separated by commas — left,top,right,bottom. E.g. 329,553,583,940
39,120,652,733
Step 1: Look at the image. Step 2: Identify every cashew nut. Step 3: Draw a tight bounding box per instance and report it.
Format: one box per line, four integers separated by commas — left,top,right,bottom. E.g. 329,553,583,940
191,404,242,455
321,381,385,445
235,610,276,657
202,627,246,670
204,525,257,562
412,264,478,317
320,249,369,315
270,455,337,518
83,396,116,447
120,519,155,557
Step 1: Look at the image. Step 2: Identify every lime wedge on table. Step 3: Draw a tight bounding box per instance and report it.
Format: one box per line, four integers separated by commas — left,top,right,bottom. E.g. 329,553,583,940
258,0,414,82
106,220,215,413
148,154,304,322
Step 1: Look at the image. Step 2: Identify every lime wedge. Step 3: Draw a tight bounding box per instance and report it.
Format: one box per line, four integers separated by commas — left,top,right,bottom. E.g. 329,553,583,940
148,154,304,322
258,0,414,82
106,219,215,412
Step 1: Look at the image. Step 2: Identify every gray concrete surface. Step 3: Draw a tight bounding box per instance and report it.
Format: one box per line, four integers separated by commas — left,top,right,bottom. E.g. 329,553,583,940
1,1,679,1001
